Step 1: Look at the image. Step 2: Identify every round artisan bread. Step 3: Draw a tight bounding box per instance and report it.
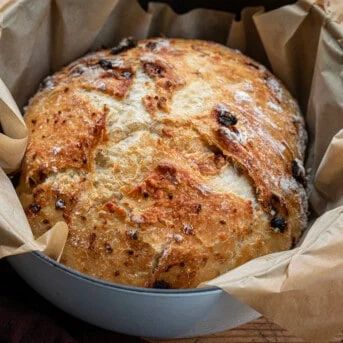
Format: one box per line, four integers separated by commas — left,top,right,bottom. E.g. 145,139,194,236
17,38,308,288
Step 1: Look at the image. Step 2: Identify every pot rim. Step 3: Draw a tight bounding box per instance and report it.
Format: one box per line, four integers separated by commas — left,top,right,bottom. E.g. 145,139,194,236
32,251,221,295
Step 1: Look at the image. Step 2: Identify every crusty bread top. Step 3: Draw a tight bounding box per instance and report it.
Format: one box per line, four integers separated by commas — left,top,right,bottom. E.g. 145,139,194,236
18,38,308,288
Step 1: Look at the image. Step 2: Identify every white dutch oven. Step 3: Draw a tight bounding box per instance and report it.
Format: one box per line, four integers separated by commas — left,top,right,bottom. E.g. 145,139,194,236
8,252,259,338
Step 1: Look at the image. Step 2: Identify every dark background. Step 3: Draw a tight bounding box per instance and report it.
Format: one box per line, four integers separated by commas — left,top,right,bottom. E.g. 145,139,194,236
1,0,296,342
139,0,296,17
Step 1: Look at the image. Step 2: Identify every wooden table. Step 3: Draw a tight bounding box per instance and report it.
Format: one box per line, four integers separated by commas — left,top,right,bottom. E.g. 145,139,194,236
148,317,343,343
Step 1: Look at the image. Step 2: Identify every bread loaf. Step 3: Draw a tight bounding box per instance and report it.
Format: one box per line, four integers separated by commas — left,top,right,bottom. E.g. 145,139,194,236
17,38,308,288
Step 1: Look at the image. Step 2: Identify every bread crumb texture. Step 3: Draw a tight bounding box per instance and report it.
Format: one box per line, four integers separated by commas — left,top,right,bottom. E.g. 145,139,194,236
18,38,308,288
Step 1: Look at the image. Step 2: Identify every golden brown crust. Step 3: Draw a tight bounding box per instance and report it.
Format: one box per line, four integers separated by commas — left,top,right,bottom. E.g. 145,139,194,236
18,38,308,288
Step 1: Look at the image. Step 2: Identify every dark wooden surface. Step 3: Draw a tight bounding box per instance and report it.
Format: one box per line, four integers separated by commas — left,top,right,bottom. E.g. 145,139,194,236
148,318,343,343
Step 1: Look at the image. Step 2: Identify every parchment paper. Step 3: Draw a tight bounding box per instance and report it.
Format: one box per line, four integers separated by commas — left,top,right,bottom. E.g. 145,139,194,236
0,0,342,342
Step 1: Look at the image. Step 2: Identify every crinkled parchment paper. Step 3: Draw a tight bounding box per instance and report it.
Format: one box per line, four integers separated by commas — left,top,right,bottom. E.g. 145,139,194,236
0,0,342,341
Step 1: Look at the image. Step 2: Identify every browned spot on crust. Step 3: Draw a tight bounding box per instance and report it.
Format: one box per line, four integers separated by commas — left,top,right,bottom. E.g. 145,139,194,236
89,232,97,249
142,94,169,115
82,65,134,99
141,56,185,96
104,201,127,220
